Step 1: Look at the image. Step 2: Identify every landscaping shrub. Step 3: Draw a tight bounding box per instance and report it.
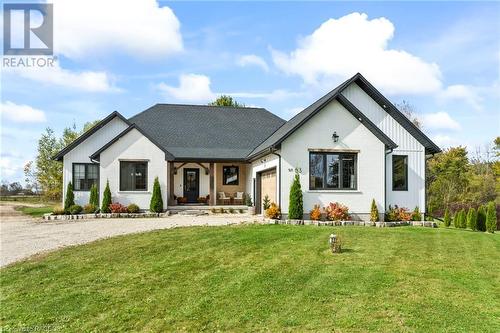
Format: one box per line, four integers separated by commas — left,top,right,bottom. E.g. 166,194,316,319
244,193,253,207
412,206,422,221
150,177,163,213
477,206,487,231
385,205,411,222
127,203,140,213
309,204,322,221
262,195,271,211
457,209,467,228
324,202,349,221
83,204,98,214
68,204,83,215
109,202,127,213
220,208,227,214
486,201,497,233
52,206,65,215
101,180,112,213
443,208,451,227
89,184,99,207
64,182,75,211
266,203,281,219
238,209,244,214
288,172,303,219
370,199,379,222
228,207,235,214
197,196,207,204
210,208,217,214
466,207,477,230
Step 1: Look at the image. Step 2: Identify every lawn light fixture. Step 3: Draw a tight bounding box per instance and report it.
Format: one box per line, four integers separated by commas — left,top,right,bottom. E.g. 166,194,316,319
332,131,339,142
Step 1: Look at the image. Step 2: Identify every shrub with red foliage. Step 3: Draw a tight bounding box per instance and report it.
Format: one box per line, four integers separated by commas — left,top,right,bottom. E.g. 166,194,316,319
109,202,128,213
324,202,349,221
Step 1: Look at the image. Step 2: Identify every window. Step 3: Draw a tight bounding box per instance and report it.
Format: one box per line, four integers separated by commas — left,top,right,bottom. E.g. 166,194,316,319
309,152,357,190
223,166,239,185
392,155,408,191
120,161,148,191
72,163,98,191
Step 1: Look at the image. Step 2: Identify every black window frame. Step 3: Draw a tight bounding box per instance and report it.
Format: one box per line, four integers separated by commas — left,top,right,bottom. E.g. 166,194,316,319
72,163,99,192
309,152,358,190
119,161,148,192
222,165,239,186
392,155,408,191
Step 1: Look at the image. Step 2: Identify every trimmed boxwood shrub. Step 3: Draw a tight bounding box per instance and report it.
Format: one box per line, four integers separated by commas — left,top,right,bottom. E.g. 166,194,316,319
127,203,140,213
370,199,379,222
443,208,451,227
288,172,303,220
101,180,112,213
150,177,163,213
486,201,497,233
69,204,83,215
83,204,98,214
64,182,75,211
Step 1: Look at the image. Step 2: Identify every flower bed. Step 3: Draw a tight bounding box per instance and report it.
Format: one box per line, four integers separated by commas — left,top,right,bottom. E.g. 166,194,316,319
264,218,435,228
43,212,170,221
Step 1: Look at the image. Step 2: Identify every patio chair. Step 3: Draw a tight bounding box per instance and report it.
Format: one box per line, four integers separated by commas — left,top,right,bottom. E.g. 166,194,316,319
218,192,230,205
234,192,244,204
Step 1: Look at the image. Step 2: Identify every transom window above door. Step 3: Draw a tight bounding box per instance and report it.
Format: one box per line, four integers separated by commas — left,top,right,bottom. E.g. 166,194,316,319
73,163,98,191
309,152,357,190
120,161,148,191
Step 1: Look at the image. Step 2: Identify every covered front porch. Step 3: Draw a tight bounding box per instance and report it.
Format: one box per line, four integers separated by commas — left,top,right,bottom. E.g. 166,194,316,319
167,161,250,207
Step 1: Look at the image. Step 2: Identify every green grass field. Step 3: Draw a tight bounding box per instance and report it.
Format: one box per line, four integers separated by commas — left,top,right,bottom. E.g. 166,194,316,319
14,205,54,217
1,225,499,332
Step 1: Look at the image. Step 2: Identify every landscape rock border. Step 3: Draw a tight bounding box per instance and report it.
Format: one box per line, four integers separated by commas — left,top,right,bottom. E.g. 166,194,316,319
265,219,437,228
43,212,170,221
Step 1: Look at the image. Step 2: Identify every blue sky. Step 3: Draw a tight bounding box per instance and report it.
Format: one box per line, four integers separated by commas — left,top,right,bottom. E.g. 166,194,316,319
1,0,499,183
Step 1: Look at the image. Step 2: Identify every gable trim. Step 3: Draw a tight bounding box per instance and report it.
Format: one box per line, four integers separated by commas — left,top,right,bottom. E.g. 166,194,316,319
90,124,175,161
52,111,130,161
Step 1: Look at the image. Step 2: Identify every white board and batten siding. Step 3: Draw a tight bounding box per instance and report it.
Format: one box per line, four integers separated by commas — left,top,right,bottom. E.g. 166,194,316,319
342,83,426,212
62,117,129,206
279,99,386,217
99,128,168,209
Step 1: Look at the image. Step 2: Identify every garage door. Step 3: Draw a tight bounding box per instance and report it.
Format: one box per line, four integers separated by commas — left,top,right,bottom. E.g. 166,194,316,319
260,168,276,213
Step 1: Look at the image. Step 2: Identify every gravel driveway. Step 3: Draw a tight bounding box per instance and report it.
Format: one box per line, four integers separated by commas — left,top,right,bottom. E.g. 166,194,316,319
0,202,257,267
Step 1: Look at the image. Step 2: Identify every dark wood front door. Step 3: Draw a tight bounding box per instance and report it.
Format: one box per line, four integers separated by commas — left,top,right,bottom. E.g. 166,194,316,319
183,168,199,203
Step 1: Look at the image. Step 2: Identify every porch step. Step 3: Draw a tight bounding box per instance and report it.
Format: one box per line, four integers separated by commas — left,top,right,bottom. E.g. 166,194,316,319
175,210,209,216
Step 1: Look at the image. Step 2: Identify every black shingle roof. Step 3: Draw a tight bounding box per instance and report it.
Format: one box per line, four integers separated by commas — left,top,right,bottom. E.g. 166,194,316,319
128,104,286,160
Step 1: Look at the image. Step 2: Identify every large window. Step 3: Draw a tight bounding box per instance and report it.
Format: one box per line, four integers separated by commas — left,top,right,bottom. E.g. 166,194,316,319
392,155,408,191
309,152,357,190
73,163,98,191
120,161,148,191
223,166,239,185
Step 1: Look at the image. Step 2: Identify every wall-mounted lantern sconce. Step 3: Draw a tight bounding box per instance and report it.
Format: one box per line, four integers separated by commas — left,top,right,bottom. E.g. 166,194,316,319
332,131,339,143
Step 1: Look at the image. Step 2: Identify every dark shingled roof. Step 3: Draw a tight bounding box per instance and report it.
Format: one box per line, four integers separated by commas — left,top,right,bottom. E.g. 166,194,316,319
128,104,286,160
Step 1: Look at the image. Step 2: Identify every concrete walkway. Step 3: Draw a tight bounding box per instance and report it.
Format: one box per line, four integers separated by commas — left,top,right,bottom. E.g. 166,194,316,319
0,202,258,267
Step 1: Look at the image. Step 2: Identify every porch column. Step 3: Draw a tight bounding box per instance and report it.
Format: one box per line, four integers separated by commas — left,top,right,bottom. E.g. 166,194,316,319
209,162,215,206
169,161,175,205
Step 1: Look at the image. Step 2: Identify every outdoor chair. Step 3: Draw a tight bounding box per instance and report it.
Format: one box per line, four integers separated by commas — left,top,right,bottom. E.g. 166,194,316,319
218,192,230,205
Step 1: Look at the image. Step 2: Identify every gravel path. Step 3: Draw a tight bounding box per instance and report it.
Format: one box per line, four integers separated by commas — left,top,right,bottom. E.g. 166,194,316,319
0,202,258,267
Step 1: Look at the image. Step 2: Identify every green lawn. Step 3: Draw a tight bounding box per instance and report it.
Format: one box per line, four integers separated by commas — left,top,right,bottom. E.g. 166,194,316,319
1,225,499,332
14,205,54,217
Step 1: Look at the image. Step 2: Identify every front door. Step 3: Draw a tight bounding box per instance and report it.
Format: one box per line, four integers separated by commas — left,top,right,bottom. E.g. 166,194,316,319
183,168,199,203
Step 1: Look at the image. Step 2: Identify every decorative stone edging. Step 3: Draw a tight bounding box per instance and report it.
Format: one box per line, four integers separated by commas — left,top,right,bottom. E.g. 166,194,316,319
264,218,437,228
43,212,170,221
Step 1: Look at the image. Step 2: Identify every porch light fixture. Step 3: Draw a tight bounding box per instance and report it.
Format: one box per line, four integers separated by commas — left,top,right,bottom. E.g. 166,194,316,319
332,131,339,142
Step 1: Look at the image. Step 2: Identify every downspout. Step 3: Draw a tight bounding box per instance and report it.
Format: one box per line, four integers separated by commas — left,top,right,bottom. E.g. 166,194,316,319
384,148,393,216
270,148,282,209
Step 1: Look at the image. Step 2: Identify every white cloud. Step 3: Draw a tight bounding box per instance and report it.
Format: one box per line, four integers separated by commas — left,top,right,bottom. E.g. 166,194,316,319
237,54,269,72
438,85,482,111
157,74,215,102
229,89,303,101
0,101,46,123
421,112,461,131
6,62,117,92
50,0,183,59
431,134,462,148
271,12,442,95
